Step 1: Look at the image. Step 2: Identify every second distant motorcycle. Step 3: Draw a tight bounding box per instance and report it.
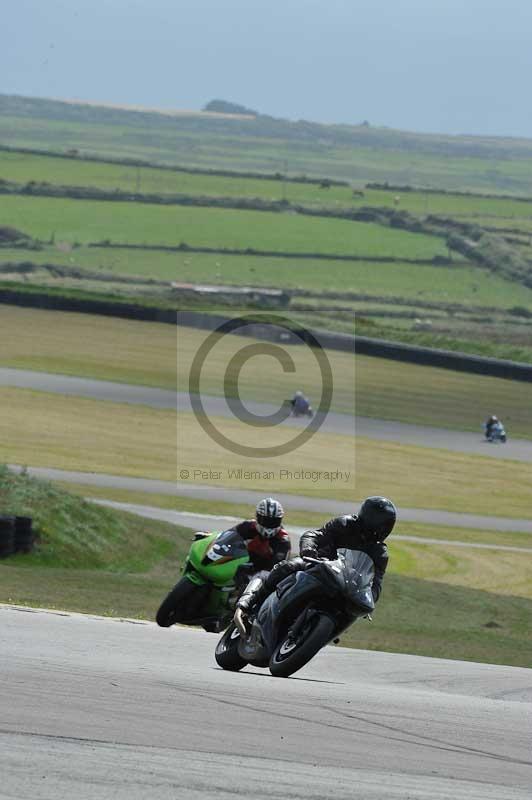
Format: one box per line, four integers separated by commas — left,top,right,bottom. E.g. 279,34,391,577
484,420,507,443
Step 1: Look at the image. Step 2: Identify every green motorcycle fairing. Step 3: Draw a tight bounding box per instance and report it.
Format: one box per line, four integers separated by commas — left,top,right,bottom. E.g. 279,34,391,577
184,529,250,588
183,529,251,620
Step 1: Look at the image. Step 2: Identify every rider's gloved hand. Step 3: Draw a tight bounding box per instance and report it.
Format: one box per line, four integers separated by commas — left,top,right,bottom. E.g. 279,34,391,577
302,554,324,564
236,594,255,613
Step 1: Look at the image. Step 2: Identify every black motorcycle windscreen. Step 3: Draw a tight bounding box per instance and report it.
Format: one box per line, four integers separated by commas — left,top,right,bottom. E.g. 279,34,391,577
330,548,375,610
255,548,376,653
204,529,249,563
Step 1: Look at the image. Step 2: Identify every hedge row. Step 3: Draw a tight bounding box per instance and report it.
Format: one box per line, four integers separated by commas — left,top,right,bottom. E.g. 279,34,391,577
367,181,532,204
88,239,445,266
0,261,167,286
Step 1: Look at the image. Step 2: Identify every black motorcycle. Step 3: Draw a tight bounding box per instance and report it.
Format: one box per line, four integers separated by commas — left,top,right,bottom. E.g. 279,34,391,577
484,421,507,443
215,549,375,678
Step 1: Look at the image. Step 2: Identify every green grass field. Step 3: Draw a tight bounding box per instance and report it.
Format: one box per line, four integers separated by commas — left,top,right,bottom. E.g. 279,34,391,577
5,149,532,218
0,150,355,208
5,244,532,312
362,186,532,217
0,194,448,259
2,121,532,363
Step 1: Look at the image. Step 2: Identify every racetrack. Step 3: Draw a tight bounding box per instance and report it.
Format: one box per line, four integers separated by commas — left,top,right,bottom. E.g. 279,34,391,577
140,482,532,533
2,605,531,800
89,500,532,551
2,367,531,461
10,465,532,532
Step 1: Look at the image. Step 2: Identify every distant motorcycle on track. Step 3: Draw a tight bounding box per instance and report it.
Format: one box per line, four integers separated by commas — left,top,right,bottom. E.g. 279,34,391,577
484,421,507,443
290,405,314,418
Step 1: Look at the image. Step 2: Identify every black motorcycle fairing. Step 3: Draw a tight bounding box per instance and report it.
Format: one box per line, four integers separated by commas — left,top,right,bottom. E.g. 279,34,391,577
237,591,280,666
248,571,332,657
325,549,376,614
277,570,325,614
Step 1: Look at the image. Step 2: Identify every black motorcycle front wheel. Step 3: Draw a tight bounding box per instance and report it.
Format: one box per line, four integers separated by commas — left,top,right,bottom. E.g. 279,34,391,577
269,613,336,678
215,623,248,671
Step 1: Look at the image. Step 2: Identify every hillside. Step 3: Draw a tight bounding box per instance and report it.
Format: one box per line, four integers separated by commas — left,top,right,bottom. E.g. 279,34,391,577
3,93,532,194
2,95,532,362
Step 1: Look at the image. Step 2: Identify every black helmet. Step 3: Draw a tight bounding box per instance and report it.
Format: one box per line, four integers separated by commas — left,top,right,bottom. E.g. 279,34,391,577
358,496,396,540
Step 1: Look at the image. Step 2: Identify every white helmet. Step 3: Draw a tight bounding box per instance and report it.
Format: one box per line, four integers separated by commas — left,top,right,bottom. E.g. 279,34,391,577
255,497,284,539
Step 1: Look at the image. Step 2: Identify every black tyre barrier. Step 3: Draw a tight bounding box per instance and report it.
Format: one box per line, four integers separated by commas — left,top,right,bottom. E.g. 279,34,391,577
0,516,16,559
14,516,34,554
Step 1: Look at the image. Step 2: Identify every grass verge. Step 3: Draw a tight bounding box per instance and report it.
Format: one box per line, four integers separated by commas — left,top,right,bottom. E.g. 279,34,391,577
0,464,187,571
0,465,190,619
337,574,532,668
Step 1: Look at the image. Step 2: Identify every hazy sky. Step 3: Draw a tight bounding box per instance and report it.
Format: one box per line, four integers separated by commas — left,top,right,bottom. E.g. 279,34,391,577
4,0,532,137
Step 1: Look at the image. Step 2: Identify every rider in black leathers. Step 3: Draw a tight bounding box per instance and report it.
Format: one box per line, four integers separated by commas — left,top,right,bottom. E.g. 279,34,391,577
485,415,501,440
236,496,396,615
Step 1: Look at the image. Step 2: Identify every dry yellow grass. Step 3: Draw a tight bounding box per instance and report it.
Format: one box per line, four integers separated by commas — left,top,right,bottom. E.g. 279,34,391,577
0,388,175,479
1,385,530,520
0,306,176,388
177,411,532,518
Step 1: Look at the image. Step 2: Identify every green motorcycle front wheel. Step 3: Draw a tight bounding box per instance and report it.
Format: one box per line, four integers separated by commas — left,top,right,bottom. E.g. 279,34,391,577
156,577,208,627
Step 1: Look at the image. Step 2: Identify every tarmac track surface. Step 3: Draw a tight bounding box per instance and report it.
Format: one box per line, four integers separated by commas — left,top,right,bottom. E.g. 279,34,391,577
1,606,531,800
1,367,532,462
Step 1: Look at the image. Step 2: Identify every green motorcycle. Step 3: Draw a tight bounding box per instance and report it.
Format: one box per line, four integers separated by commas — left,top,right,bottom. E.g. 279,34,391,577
156,528,251,632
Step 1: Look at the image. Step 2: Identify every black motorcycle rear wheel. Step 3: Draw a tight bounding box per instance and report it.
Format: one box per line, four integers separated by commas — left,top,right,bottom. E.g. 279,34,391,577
215,623,248,671
269,613,336,678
